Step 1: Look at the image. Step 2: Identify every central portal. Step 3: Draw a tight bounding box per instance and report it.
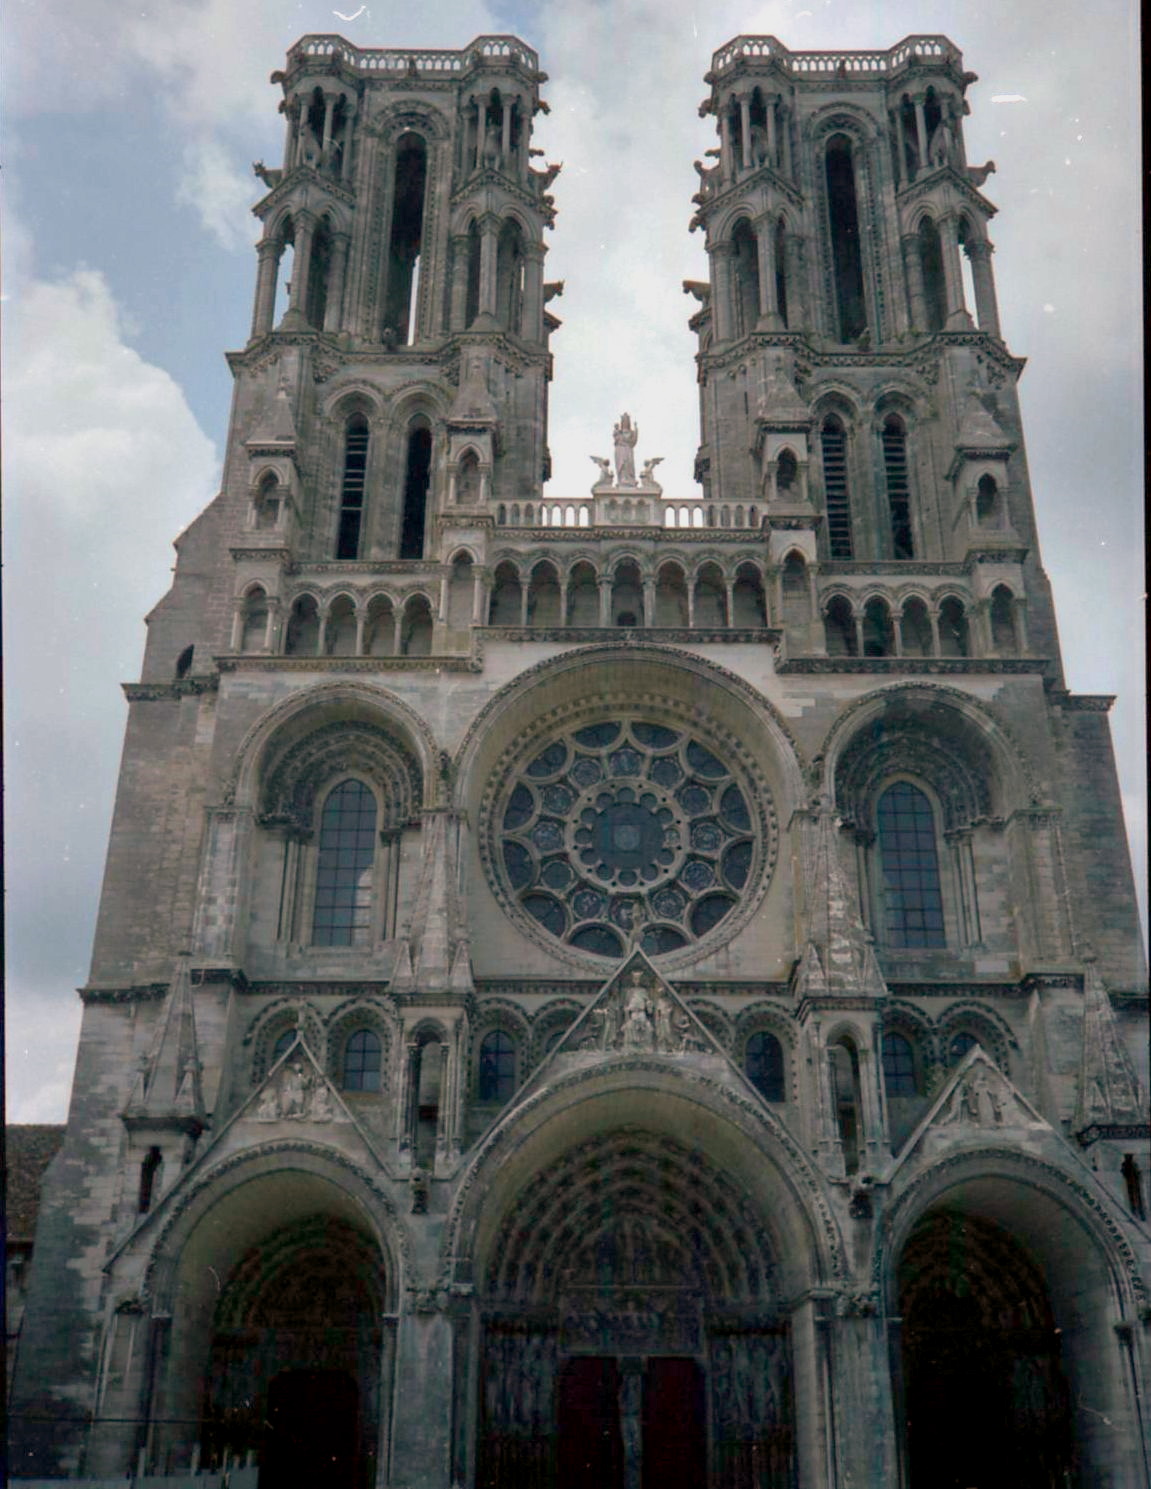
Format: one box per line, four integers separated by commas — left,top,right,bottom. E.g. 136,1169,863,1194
474,1129,795,1489
556,1356,706,1489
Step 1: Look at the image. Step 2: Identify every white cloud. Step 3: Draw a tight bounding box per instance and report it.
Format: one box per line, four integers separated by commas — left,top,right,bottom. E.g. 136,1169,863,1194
178,135,263,250
4,260,220,1123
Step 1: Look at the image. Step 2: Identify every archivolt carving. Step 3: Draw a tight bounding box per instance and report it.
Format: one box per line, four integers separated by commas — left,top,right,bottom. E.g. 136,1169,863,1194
260,720,421,831
225,681,439,809
142,1139,411,1308
484,1129,778,1304
873,1147,1147,1309
819,682,1042,812
440,1057,847,1285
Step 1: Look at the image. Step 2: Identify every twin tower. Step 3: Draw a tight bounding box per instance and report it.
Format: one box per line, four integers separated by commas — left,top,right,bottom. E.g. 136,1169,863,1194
218,30,1035,674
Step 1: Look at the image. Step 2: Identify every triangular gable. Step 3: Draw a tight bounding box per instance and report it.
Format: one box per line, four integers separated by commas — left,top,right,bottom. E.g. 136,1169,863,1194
889,1043,1054,1178
105,1036,383,1266
512,951,742,1111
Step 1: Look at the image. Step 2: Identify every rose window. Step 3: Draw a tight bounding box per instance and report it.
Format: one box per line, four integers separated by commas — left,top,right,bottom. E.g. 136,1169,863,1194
496,719,767,960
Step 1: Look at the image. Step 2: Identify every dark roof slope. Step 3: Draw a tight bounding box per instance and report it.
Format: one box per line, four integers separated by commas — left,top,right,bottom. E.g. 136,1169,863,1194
6,1125,66,1242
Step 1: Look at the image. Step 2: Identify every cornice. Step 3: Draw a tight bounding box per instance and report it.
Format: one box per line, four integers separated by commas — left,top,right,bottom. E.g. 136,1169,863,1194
483,626,780,645
123,676,220,702
895,163,997,218
1049,692,1116,713
776,657,1047,676
81,984,169,1005
216,654,482,674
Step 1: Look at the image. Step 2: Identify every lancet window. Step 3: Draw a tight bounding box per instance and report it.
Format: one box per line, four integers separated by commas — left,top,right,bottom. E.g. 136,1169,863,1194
336,414,369,560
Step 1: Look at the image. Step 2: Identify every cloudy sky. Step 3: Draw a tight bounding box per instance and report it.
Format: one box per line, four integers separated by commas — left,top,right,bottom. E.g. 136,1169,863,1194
4,0,1143,1122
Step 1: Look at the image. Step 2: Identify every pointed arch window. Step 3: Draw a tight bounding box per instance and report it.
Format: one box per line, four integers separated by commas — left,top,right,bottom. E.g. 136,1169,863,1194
876,782,945,948
745,1031,785,1102
730,218,760,338
881,416,914,558
312,780,378,946
825,135,867,342
272,1027,297,1062
478,1030,517,1103
882,1031,919,1097
400,418,432,559
138,1147,163,1214
820,415,853,558
342,1029,382,1092
384,132,427,343
917,217,947,332
336,414,369,559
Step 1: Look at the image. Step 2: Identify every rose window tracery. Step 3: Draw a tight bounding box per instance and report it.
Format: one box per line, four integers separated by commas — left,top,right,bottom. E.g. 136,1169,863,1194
494,719,770,960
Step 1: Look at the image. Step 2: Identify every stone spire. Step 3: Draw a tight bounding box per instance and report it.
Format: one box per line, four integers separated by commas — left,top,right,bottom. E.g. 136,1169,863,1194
124,955,205,1126
794,800,887,1000
1072,953,1146,1138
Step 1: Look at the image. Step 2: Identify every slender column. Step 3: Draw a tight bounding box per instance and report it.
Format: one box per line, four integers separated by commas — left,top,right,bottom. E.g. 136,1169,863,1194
500,100,512,165
265,596,281,654
339,100,356,183
852,612,864,656
710,243,734,342
719,108,735,183
765,97,777,165
520,582,530,627
598,576,613,627
251,239,280,339
901,232,927,332
939,214,971,327
738,94,752,172
928,611,941,655
966,238,1002,335
354,607,366,654
784,233,805,328
478,217,499,318
449,234,470,330
323,231,350,334
521,243,545,342
754,216,780,325
472,567,487,625
642,578,655,627
724,579,735,627
320,93,334,158
472,97,484,170
281,103,295,172
434,1040,452,1168
285,212,315,321
889,114,903,186
913,97,928,176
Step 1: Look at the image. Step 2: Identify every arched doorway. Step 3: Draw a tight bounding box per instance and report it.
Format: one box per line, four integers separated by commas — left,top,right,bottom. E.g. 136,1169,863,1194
898,1210,1072,1488
476,1128,793,1488
203,1214,386,1489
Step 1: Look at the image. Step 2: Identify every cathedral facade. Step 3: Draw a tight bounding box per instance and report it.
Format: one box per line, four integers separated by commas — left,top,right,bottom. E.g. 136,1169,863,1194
10,32,1150,1489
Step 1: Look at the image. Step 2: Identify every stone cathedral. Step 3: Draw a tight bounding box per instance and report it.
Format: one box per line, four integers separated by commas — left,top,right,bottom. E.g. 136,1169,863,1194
10,32,1151,1489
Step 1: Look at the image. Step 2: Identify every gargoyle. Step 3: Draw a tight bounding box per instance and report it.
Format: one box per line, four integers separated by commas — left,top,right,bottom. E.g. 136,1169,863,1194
966,160,996,188
253,161,283,189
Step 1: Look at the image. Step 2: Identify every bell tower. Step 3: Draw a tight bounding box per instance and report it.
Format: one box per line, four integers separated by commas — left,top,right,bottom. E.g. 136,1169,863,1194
686,34,1044,668
238,35,557,581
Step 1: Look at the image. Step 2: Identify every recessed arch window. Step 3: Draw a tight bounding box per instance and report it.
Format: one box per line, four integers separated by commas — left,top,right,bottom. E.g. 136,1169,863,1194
820,415,853,558
312,779,378,946
342,1028,382,1091
825,135,867,342
881,415,914,558
882,1031,918,1096
745,1030,785,1102
336,414,369,560
383,132,427,343
947,1030,977,1065
400,418,432,559
478,1030,517,1103
876,781,945,948
730,218,760,338
272,1027,298,1062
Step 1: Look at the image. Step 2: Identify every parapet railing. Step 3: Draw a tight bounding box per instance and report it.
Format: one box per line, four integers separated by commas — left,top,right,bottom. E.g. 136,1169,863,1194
494,501,763,531
710,35,961,76
288,35,539,74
